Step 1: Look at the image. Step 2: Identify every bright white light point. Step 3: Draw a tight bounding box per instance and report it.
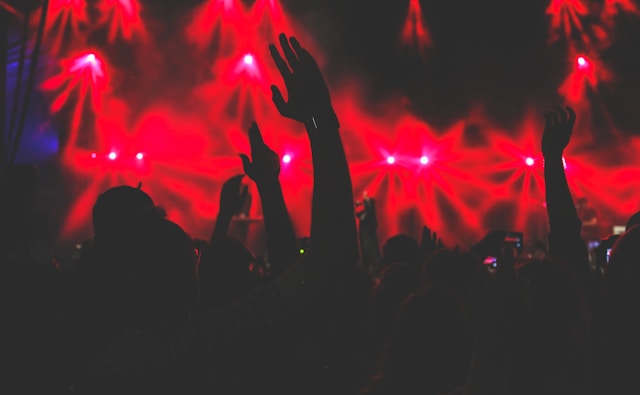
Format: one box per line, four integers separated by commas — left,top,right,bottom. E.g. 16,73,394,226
525,157,535,166
420,156,429,165
243,54,254,65
387,156,395,165
86,53,96,63
108,152,117,160
577,56,586,67
91,152,97,159
562,157,567,169
282,154,291,163
136,153,144,160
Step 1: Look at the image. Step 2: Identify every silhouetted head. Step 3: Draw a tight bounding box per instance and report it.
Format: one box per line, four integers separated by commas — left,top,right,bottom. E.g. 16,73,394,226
605,225,640,318
382,235,420,267
424,250,478,304
516,258,585,372
197,236,257,309
370,263,421,350
106,218,197,329
372,287,471,395
625,211,640,230
92,185,157,245
599,225,640,395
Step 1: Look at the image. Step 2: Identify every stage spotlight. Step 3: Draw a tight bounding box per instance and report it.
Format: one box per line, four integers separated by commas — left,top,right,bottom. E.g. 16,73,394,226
91,152,97,159
525,157,535,166
282,154,291,164
243,54,254,65
387,156,395,165
420,155,429,165
136,152,144,160
577,55,588,70
108,152,117,160
86,53,96,64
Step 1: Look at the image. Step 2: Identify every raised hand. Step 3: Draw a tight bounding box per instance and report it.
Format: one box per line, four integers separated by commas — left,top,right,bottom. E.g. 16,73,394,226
239,122,280,187
219,174,248,217
420,225,443,257
269,33,338,131
542,106,576,158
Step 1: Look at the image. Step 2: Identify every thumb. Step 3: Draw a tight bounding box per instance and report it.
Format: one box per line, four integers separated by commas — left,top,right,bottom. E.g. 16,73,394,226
271,85,290,118
239,154,253,178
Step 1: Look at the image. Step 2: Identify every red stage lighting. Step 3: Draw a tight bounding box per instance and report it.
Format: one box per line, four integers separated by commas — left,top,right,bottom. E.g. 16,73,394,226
108,152,117,160
387,156,396,165
420,155,429,165
577,55,588,69
91,152,97,159
282,154,291,164
525,157,535,166
136,152,144,160
243,53,254,65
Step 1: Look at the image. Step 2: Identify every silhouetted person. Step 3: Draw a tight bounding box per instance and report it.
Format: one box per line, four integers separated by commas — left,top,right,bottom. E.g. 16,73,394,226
382,235,420,269
198,235,258,309
365,287,471,395
369,263,421,358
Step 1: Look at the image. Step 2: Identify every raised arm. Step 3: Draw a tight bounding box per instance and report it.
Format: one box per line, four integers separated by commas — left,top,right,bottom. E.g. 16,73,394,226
240,122,299,277
356,192,382,275
210,174,248,244
542,107,589,282
269,33,358,267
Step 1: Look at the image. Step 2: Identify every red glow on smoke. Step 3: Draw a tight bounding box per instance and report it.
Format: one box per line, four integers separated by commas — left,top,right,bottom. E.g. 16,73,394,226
185,0,244,49
99,0,147,42
604,0,640,17
559,53,612,104
42,0,88,54
401,0,432,54
546,0,589,43
41,51,109,154
46,2,640,251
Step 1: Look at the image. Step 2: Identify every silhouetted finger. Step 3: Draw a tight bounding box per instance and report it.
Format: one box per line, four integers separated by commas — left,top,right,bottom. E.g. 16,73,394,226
239,153,252,174
279,33,299,71
548,109,559,125
269,44,293,81
248,122,265,152
226,174,244,187
271,85,290,117
290,36,309,63
556,107,567,124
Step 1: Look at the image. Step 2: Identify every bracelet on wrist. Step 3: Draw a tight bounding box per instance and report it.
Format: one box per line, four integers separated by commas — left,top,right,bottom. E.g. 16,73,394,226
305,112,340,131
